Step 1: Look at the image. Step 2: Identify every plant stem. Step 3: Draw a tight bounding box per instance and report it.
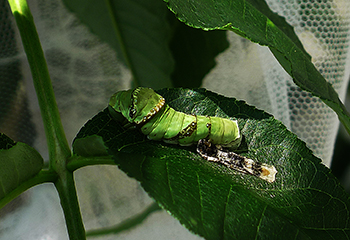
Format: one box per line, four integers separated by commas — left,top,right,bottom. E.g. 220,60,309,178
0,170,58,209
67,155,115,172
7,0,85,239
55,171,86,240
7,0,71,167
86,202,162,237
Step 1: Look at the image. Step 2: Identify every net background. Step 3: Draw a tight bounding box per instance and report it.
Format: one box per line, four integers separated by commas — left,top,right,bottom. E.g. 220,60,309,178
0,0,349,239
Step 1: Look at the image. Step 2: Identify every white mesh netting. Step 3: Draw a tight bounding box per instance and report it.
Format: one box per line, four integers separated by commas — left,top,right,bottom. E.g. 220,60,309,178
0,0,350,239
268,0,350,167
203,0,350,166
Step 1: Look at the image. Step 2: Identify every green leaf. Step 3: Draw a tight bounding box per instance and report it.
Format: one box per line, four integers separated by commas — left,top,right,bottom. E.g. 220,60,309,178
67,135,113,171
246,0,310,58
74,89,350,239
62,0,174,88
0,133,16,150
0,133,43,200
73,135,109,157
169,16,229,88
163,0,350,135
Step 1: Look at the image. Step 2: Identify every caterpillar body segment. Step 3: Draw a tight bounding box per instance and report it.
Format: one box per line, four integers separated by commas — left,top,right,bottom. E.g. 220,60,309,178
109,87,241,148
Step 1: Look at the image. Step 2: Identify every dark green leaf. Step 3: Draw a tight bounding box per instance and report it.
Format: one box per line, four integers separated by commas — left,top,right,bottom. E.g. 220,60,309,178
0,134,43,200
73,135,109,157
246,0,310,59
164,0,350,135
62,0,174,88
0,133,16,150
169,15,229,88
74,89,350,239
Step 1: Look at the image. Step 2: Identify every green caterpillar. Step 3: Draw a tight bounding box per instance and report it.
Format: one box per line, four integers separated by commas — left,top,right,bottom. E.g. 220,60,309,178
109,87,241,148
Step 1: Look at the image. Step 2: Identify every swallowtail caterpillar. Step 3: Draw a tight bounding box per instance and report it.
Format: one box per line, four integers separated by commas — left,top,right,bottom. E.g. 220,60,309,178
109,87,277,182
108,87,241,148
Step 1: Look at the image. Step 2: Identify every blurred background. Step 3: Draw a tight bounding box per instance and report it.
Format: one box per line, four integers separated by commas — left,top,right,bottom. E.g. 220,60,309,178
0,0,349,239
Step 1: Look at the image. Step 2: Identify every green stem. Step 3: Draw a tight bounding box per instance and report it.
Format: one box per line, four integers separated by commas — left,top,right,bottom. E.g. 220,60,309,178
55,171,86,240
7,0,71,167
86,202,162,237
67,155,115,172
0,170,58,209
7,0,85,239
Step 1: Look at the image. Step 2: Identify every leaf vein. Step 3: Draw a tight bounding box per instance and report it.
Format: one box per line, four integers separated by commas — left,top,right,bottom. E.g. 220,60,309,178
165,160,175,205
255,204,267,240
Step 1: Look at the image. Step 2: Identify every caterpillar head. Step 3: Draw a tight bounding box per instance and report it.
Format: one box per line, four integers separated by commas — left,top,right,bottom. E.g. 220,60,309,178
109,87,165,124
